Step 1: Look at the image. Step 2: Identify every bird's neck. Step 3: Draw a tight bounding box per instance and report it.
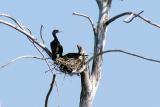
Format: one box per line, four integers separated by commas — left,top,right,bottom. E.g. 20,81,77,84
53,33,58,40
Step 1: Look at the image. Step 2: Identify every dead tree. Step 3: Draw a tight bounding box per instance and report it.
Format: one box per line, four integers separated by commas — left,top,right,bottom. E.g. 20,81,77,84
1,0,160,107
73,1,160,106
76,1,112,107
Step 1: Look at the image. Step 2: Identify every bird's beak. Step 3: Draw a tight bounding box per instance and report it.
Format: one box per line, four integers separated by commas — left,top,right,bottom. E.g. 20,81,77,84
58,31,62,33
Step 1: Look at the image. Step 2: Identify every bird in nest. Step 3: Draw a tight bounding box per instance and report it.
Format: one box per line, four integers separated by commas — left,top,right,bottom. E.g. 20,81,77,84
50,29,63,60
55,45,88,74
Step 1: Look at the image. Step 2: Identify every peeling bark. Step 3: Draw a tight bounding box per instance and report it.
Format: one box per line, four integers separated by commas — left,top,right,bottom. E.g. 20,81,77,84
79,0,112,107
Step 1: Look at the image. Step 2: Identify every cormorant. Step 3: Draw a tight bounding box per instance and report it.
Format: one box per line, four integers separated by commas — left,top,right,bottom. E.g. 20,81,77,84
50,29,63,60
62,45,84,59
55,45,87,74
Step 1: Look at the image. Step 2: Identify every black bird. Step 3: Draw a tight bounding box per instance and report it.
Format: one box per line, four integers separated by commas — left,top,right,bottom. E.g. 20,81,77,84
50,29,63,60
56,45,87,73
62,45,84,59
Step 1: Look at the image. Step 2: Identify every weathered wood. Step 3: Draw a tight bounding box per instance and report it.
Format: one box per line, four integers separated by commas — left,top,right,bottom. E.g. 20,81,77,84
79,0,112,107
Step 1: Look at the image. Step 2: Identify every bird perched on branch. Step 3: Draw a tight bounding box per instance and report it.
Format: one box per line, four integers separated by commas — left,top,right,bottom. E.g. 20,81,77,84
50,29,63,60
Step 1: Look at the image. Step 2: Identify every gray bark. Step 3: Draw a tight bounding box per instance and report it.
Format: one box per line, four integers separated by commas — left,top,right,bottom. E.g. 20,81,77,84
79,0,112,107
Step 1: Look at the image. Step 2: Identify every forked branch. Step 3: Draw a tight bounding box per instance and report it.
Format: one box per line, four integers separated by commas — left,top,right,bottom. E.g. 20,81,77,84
106,11,160,28
123,11,144,23
0,14,52,57
0,13,23,29
0,13,55,74
0,14,59,107
0,14,53,73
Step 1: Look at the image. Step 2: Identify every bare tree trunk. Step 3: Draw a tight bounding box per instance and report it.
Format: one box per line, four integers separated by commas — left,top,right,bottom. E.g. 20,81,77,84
2,1,160,107
79,0,112,107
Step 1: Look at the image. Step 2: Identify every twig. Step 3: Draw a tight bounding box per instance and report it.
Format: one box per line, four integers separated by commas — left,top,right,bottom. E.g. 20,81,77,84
0,14,34,36
40,25,45,44
45,74,56,107
37,48,53,74
105,11,160,28
73,12,96,34
0,14,23,29
0,14,52,72
129,13,160,28
124,11,144,23
87,49,160,64
23,26,32,35
0,13,34,35
0,55,47,69
32,43,53,74
0,19,52,57
25,35,53,74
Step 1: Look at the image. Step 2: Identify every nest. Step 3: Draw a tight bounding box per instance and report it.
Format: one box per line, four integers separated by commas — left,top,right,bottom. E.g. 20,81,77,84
54,55,87,75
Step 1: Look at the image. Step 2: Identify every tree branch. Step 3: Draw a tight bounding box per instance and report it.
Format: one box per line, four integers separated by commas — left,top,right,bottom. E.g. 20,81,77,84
123,11,144,23
73,12,96,35
0,55,48,69
0,14,33,35
79,1,112,107
87,49,160,64
105,12,132,26
40,25,45,44
0,13,23,29
0,18,52,57
105,11,160,29
31,42,53,74
45,74,56,107
79,69,92,107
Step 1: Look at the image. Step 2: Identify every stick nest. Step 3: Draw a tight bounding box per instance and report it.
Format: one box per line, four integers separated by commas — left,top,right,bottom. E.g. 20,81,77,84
54,55,88,75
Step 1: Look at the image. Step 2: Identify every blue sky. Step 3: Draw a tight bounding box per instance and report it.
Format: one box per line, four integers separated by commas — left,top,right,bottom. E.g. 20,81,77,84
0,0,160,107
